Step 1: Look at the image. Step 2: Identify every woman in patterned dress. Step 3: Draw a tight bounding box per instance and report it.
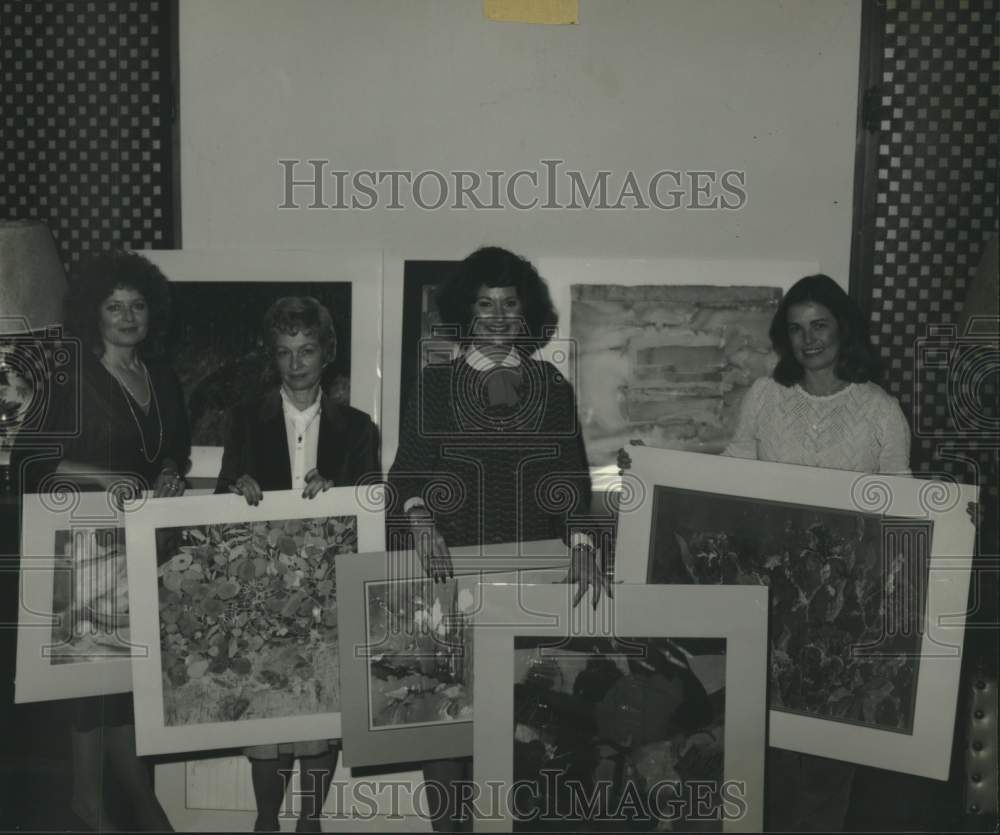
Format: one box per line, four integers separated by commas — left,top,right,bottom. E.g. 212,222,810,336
388,246,609,831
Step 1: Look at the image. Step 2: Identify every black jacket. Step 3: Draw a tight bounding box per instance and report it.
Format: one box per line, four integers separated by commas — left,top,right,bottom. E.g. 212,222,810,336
214,389,378,493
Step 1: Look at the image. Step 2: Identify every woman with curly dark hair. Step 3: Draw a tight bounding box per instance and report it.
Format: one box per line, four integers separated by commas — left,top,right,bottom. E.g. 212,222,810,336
21,250,190,830
388,246,608,831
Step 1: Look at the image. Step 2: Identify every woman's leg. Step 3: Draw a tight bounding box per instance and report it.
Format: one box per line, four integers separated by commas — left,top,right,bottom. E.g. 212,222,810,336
295,748,338,833
103,723,172,831
70,725,119,832
250,753,295,832
422,757,474,833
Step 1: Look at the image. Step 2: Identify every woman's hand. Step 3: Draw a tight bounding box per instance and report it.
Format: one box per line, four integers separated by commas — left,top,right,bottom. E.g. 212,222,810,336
302,469,334,500
153,467,186,498
229,474,263,506
407,505,453,582
565,543,613,609
967,501,981,527
106,474,144,511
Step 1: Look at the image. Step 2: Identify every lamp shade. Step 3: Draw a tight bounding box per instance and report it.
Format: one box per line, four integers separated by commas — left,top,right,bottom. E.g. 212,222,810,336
0,220,67,335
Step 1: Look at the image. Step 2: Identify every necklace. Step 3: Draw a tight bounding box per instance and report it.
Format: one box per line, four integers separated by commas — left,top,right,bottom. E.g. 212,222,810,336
105,359,164,463
293,406,321,444
102,357,151,408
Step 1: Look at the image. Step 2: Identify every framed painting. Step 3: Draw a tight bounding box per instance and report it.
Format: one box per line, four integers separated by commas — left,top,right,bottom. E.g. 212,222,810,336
535,257,817,488
615,446,978,779
381,256,463,470
125,487,385,755
16,490,142,701
473,582,768,832
142,249,382,479
336,539,571,767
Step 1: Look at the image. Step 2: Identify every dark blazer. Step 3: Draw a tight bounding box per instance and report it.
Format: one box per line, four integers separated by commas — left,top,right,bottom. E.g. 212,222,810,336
214,389,379,494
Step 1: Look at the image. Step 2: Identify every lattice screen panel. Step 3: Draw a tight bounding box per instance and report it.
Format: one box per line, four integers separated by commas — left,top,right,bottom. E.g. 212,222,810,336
0,0,175,269
868,0,998,517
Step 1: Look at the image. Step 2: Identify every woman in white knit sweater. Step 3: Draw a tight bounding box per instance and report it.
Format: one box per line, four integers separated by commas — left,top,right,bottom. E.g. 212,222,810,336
724,273,910,832
724,273,910,476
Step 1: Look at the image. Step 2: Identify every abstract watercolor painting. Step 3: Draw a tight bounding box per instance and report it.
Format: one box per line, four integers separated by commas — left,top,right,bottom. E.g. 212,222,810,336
570,284,780,467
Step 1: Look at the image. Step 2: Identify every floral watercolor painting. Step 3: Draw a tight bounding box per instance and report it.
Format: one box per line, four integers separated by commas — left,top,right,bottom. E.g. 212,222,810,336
647,485,928,733
364,575,475,729
154,515,357,726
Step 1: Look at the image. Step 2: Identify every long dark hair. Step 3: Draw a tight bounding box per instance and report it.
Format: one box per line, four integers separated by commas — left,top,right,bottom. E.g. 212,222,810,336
434,246,558,351
770,274,882,386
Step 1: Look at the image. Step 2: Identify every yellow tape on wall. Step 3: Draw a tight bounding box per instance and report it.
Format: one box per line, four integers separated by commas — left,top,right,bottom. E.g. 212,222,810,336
484,0,578,25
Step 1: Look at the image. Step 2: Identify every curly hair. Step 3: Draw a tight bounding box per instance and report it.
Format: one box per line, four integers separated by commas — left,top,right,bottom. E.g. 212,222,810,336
770,274,882,386
261,296,337,361
65,250,172,356
433,246,558,351
259,296,338,389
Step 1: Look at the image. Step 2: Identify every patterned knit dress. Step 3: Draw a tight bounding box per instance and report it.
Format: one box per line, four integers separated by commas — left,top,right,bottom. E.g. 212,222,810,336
388,355,592,548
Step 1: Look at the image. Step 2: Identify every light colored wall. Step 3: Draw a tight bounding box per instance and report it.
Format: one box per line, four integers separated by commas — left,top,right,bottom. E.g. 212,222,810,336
179,0,862,283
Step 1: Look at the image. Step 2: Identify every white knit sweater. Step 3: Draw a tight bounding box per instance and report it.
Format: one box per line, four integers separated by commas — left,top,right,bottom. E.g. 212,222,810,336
723,377,912,475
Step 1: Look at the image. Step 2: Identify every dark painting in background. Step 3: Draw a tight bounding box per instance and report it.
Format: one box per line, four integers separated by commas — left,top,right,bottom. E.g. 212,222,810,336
399,261,460,428
166,282,353,445
512,636,726,833
647,485,928,734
